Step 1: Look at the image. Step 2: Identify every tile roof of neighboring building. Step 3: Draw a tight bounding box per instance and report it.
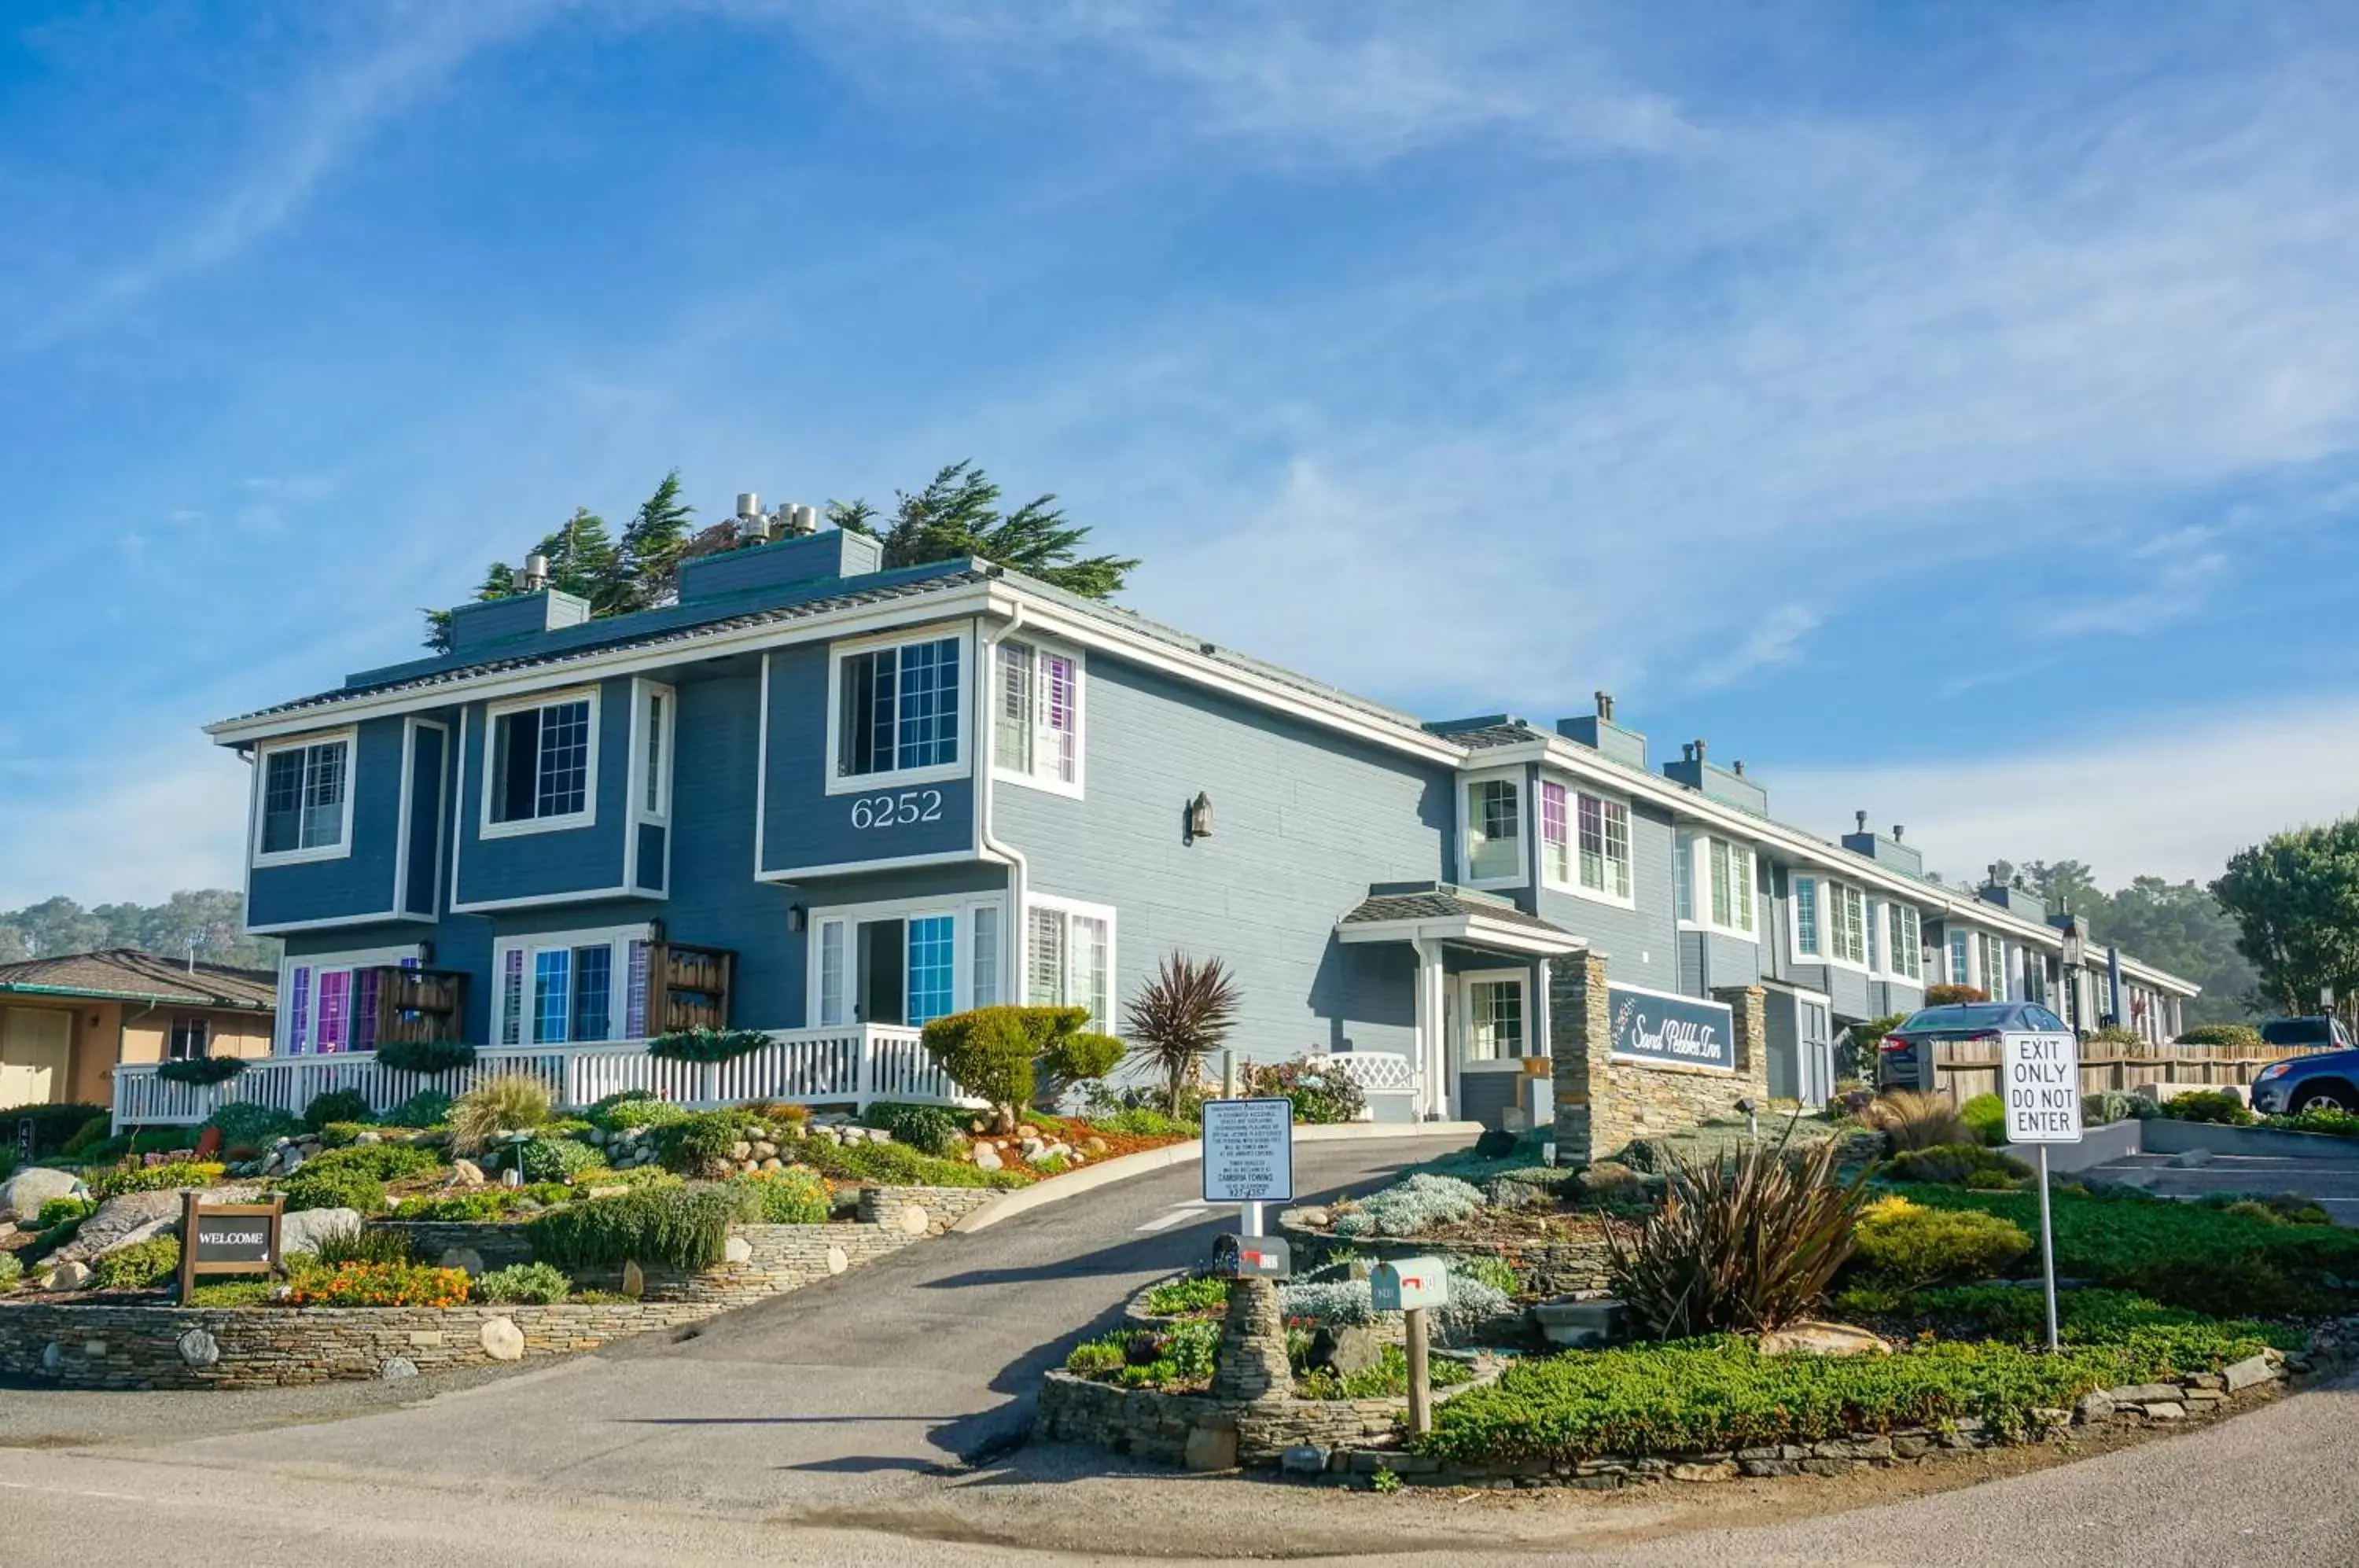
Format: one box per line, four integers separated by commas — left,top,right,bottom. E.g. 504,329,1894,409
0,949,278,1010
1340,888,1577,938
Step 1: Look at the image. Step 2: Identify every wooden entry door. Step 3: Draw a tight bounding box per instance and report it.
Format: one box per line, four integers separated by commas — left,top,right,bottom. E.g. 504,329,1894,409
0,1007,72,1106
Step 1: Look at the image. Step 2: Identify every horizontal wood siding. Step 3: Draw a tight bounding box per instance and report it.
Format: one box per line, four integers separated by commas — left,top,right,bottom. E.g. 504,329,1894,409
760,640,977,876
401,723,446,918
1533,801,1677,994
453,676,634,906
247,716,408,928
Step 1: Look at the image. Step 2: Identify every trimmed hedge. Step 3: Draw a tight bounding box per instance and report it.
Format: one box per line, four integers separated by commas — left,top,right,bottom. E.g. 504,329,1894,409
377,1040,477,1075
1846,1195,2031,1289
2,1102,111,1157
86,1161,225,1200
524,1184,745,1272
304,1088,371,1132
156,1056,246,1086
646,1028,773,1064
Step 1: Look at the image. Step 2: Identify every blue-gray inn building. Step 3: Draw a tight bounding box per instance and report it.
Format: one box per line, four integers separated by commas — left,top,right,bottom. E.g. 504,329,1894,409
137,509,2198,1135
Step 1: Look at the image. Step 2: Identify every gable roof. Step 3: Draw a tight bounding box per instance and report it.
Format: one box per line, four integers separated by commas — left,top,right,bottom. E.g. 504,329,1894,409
0,949,278,1010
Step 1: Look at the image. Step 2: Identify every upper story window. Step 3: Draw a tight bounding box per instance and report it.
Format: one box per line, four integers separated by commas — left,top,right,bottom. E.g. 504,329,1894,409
995,639,1082,793
831,633,964,790
1795,874,1868,966
1948,929,1971,986
1832,883,1869,966
631,679,675,823
255,732,352,863
1464,776,1523,884
485,688,598,835
1541,782,1631,902
1886,903,1924,981
1707,839,1756,935
1978,931,2008,1001
1792,872,1818,955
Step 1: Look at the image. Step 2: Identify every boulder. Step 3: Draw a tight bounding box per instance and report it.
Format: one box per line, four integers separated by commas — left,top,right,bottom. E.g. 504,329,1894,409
280,1207,362,1257
177,1328,220,1368
50,1191,185,1265
480,1316,525,1362
1307,1323,1389,1378
378,1356,419,1382
1183,1424,1238,1472
972,1143,1004,1173
824,1246,848,1275
355,1131,383,1146
896,1203,930,1236
2,1167,82,1222
43,1261,93,1289
1081,1137,1109,1158
1279,1445,1328,1475
438,1247,486,1277
1757,1320,1890,1358
723,1236,753,1264
2223,1354,2279,1393
620,1260,645,1299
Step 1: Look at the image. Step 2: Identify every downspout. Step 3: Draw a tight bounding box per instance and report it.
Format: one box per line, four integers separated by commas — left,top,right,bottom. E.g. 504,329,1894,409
977,591,1029,1009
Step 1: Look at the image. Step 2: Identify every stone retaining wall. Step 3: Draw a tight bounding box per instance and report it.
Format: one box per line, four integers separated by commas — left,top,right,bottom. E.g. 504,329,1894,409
1279,1216,1613,1298
1035,1373,1408,1467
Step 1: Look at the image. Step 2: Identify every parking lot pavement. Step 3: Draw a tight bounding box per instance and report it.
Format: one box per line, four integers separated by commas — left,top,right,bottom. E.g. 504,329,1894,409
2088,1150,2359,1222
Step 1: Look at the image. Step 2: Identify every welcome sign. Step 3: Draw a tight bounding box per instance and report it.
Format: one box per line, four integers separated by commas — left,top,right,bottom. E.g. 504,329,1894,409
1608,984,1735,1072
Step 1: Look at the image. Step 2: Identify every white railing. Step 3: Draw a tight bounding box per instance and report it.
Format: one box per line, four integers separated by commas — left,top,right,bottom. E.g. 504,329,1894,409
111,1025,977,1132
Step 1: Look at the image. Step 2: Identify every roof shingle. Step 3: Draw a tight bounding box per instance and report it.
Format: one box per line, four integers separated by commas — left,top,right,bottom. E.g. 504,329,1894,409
0,949,277,1010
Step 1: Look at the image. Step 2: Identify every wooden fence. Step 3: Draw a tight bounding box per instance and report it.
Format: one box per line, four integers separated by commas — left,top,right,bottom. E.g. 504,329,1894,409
1930,1037,2330,1105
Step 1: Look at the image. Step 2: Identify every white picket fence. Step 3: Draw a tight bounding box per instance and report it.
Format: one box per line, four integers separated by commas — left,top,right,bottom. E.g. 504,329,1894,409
110,1025,973,1132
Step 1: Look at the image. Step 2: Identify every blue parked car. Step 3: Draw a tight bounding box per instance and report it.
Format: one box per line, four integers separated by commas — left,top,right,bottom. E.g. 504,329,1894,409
2250,1018,2359,1116
1875,1001,2070,1093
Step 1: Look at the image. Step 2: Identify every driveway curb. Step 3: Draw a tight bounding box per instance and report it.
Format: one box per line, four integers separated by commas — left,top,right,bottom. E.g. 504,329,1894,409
2141,1118,2359,1162
951,1121,1484,1234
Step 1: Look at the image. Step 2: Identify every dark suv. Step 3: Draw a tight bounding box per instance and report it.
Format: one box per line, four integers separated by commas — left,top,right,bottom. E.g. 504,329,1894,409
1875,1001,2070,1093
2250,1018,2359,1116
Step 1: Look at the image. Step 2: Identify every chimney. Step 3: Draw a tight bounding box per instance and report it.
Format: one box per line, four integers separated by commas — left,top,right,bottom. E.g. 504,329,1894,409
1680,742,1696,763
1595,689,1615,722
1892,824,1904,842
1855,809,1868,834
1692,738,1707,764
521,553,550,591
1732,760,1746,776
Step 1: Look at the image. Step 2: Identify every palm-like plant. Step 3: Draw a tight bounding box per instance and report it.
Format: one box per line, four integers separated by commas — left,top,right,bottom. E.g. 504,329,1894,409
1123,952,1242,1115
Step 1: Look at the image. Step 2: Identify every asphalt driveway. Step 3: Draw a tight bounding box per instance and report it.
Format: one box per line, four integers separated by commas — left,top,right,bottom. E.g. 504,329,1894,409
2089,1149,2359,1224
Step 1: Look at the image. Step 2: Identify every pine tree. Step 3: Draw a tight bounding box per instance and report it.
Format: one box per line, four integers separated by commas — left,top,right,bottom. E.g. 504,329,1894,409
829,461,1135,598
619,469,696,610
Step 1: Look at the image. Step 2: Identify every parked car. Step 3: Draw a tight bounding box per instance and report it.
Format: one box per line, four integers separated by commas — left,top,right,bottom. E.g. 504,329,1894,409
2250,1018,2359,1115
1876,1001,2070,1093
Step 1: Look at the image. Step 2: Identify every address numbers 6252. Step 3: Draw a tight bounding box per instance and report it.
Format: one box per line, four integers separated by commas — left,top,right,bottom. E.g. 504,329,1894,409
850,790,944,830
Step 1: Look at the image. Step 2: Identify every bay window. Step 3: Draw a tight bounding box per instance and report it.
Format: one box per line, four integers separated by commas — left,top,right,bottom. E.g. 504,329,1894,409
485,688,598,833
1540,782,1630,901
1464,777,1523,883
834,633,963,786
1887,903,1924,981
256,732,352,862
995,639,1082,793
1832,883,1869,966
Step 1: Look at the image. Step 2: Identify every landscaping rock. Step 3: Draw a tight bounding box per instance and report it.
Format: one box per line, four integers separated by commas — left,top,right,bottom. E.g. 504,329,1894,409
753,1141,778,1160
177,1328,219,1368
825,1246,848,1275
972,1144,1003,1174
1307,1323,1390,1377
2141,1402,2187,1421
620,1260,645,1298
1280,1445,1327,1475
1183,1424,1239,1472
2,1167,82,1220
378,1356,419,1382
1081,1137,1108,1158
439,1248,487,1277
2223,1354,2278,1393
2074,1391,2116,1423
2107,1382,2182,1405
2166,1150,2213,1169
451,1160,487,1185
1670,1461,1735,1482
44,1262,91,1289
896,1203,929,1237
1757,1320,1889,1358
51,1191,185,1265
280,1207,362,1257
480,1317,525,1362
723,1237,753,1264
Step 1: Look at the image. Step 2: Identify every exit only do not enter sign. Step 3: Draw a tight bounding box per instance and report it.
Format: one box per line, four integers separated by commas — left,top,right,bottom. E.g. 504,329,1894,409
2001,1031,2083,1144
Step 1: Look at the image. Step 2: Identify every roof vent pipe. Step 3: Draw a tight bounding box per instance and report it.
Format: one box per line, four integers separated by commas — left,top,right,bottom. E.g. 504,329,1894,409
1732,760,1746,776
1893,824,1905,842
1692,738,1707,764
1595,689,1615,722
521,553,550,591
1680,742,1696,763
1856,809,1868,834
736,491,762,520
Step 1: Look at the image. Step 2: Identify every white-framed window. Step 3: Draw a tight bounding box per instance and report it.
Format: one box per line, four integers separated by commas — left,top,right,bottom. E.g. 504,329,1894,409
1463,774,1523,885
483,686,600,837
994,639,1083,795
167,1017,211,1061
1462,970,1529,1062
253,729,355,865
827,628,968,793
493,924,653,1045
1540,782,1632,903
1977,932,2008,1001
1832,883,1869,967
1702,838,1756,935
1886,903,1924,982
277,944,425,1056
808,895,1009,1030
1791,872,1820,957
1948,929,1971,987
1676,834,1697,922
1025,893,1116,1032
631,678,675,823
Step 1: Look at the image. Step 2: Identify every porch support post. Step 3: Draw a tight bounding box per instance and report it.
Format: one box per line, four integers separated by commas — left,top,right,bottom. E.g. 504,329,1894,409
1413,939,1447,1121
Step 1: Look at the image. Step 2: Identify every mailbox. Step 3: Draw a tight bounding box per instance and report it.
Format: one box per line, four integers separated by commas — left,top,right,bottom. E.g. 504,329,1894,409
1212,1232,1292,1280
1370,1255,1451,1312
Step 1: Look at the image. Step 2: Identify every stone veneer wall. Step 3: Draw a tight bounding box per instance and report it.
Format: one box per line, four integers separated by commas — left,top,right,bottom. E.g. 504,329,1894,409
1034,1372,1403,1467
1551,954,1769,1165
1278,1220,1613,1298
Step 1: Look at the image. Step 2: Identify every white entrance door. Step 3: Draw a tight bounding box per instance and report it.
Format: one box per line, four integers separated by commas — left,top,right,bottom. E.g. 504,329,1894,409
1452,970,1531,1124
0,1007,72,1106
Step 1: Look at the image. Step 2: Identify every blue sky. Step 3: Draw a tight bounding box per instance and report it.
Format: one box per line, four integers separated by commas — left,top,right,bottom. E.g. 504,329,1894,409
6,1,2359,906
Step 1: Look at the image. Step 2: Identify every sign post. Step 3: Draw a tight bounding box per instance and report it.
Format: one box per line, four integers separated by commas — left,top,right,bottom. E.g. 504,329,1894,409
177,1192,284,1302
1202,1096,1294,1240
2001,1029,2082,1351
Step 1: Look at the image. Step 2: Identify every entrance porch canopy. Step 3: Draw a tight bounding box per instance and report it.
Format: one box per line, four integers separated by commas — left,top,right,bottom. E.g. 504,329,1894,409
1337,885,1584,1121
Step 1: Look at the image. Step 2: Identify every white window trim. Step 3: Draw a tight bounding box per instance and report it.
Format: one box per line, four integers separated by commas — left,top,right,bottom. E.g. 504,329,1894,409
804,892,1010,1028
992,636,1087,800
1683,834,1757,937
275,943,425,1055
1022,890,1119,1032
1792,875,1868,971
629,677,676,826
824,624,975,796
1542,779,1636,910
491,922,654,1046
251,726,359,868
1789,871,1821,962
1879,902,1926,985
1458,967,1532,1069
1829,882,1871,971
1459,768,1526,891
479,685,602,840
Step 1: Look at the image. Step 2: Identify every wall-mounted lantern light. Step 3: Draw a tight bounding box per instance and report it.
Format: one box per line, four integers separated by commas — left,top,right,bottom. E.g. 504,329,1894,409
787,904,807,933
1185,791,1214,842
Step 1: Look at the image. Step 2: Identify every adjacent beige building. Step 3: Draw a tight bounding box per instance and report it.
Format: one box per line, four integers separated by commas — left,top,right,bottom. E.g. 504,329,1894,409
0,950,275,1110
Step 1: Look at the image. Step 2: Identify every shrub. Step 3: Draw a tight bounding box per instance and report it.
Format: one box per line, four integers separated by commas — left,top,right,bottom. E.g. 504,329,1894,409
378,1089,455,1130
86,1160,224,1200
1331,1174,1487,1239
1062,1320,1224,1389
796,1136,1026,1189
156,1056,245,1086
448,1073,554,1156
2271,1108,2359,1139
391,1191,521,1222
525,1183,745,1272
1275,1275,1511,1338
646,1027,775,1064
2085,1025,2147,1045
1864,1091,1971,1152
376,1040,477,1075
91,1235,182,1290
589,1091,689,1133
1846,1194,2032,1288
1606,1134,1868,1338
516,1136,605,1184
473,1261,572,1304
1242,1057,1367,1124
1457,1253,1521,1296
2162,1090,2254,1126
1085,1106,1198,1138
1923,985,1988,1007
60,1113,113,1154
1036,1028,1125,1108
1842,1014,1909,1080
303,1088,371,1132
2081,1090,2159,1126
285,1261,471,1307
1958,1093,2006,1147
311,1228,418,1268
1122,952,1242,1116
2177,1024,2263,1049
920,1006,1110,1131
300,1143,444,1183
204,1102,304,1146
2,1102,112,1156
655,1108,762,1177
37,1196,96,1229
1141,1274,1230,1317
1883,1142,2032,1187
282,1166,387,1214
729,1168,831,1224
0,1252,20,1293
863,1101,966,1157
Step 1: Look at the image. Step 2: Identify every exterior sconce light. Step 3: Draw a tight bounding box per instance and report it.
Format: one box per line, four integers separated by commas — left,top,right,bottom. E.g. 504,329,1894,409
787,904,807,933
1185,792,1214,842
